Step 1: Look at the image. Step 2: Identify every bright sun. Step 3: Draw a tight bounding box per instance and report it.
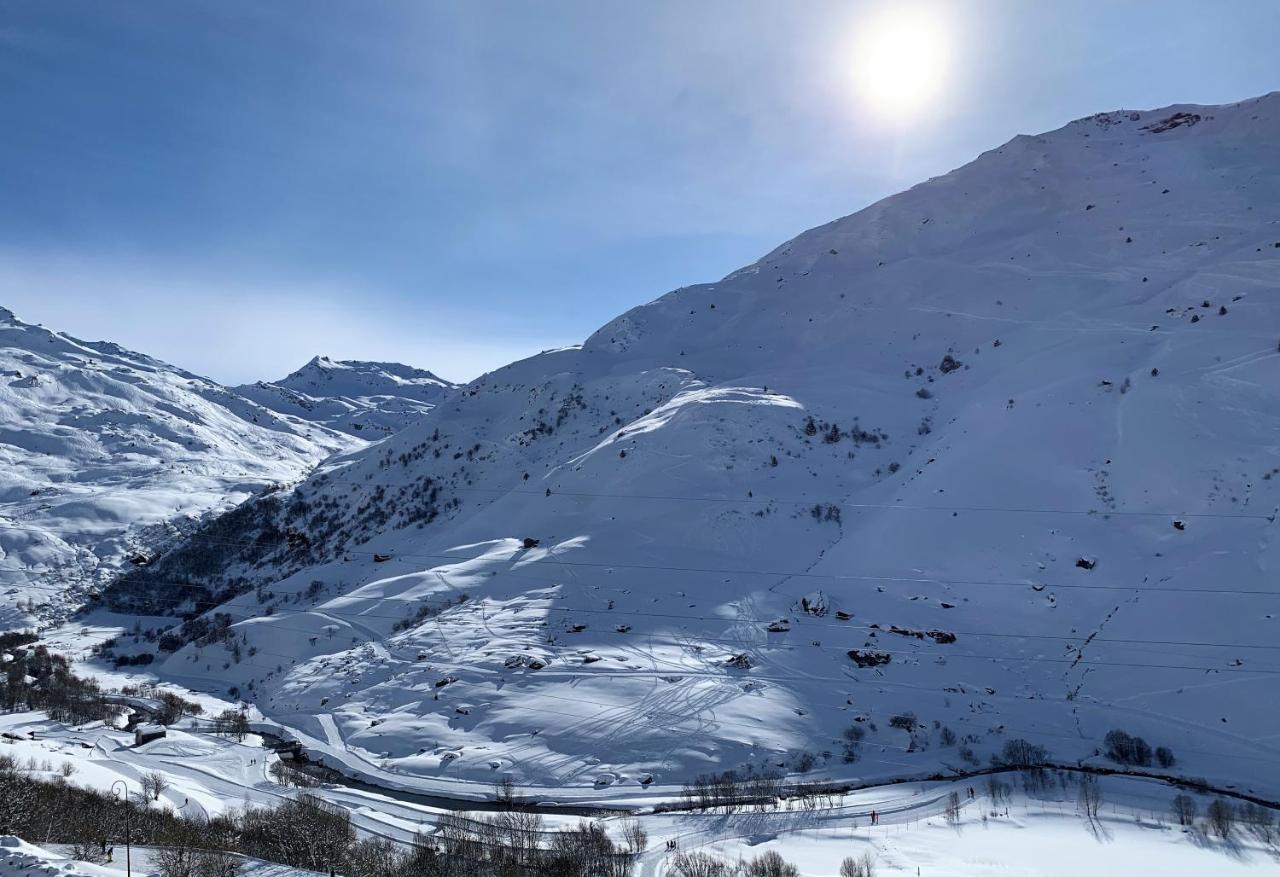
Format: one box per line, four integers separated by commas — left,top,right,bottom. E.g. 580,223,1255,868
853,7,951,120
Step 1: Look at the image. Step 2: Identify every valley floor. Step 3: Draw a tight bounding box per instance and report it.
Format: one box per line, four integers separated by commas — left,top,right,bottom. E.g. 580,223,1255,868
2,708,1276,876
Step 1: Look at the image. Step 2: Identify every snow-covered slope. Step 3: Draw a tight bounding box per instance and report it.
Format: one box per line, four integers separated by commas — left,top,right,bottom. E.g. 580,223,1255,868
0,836,120,877
126,94,1280,800
234,356,457,438
0,309,360,629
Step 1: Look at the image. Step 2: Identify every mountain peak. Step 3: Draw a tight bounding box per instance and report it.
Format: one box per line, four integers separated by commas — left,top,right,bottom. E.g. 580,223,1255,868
234,356,458,439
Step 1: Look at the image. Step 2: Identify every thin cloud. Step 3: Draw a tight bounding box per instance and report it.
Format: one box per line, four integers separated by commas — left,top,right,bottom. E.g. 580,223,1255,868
0,251,557,385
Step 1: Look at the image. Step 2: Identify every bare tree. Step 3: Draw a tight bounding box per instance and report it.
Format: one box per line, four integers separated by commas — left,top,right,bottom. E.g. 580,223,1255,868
1207,798,1235,839
1171,794,1197,827
840,853,876,877
143,771,170,802
494,810,544,871
212,709,250,741
343,837,402,877
671,850,731,877
268,760,290,787
0,755,36,834
193,851,242,877
71,841,107,864
1238,802,1276,843
744,849,800,877
621,817,648,855
1078,775,1103,825
155,842,196,877
494,774,516,809
945,790,962,825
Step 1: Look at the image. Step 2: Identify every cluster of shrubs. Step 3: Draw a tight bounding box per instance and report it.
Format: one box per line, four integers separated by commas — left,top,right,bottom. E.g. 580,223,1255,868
2,759,644,877
1,642,117,725
841,723,866,763
1104,729,1174,768
809,503,842,524
802,416,888,447
991,739,1054,791
391,594,470,633
669,849,808,877
1171,793,1275,841
680,768,785,813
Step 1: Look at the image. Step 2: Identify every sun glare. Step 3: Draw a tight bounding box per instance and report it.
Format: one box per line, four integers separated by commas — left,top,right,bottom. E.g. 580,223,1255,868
853,7,951,120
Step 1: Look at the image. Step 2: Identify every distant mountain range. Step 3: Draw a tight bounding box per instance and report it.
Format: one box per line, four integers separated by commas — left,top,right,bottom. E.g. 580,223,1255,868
0,307,453,628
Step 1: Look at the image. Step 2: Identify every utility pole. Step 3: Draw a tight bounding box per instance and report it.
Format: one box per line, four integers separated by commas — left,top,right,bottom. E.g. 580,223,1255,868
111,780,131,877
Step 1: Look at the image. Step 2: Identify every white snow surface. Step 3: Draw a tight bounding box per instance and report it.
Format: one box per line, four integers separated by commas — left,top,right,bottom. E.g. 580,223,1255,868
2,708,1277,876
233,356,457,438
0,836,120,877
0,309,362,630
117,94,1280,800
0,835,319,877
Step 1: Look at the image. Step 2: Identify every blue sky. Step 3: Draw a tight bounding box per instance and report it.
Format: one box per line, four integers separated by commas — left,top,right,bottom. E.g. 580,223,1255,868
1,1,1277,384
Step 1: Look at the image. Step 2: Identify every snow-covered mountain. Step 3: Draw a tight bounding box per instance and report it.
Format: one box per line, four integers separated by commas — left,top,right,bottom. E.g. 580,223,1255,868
117,94,1280,800
234,356,457,438
0,308,364,629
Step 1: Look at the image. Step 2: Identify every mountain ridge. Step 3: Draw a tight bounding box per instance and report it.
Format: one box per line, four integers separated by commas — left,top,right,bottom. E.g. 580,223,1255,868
233,355,457,438
0,308,453,629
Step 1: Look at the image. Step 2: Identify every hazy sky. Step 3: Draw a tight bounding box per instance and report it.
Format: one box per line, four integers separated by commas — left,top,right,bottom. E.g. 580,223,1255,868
1,1,1277,384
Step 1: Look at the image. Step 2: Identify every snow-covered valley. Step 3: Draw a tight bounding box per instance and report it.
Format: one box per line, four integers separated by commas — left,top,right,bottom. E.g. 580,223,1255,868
4,91,1280,875
0,308,356,629
0,309,455,631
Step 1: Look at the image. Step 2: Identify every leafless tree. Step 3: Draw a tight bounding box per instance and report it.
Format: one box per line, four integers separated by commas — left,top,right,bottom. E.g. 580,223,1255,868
1207,798,1235,839
671,850,731,877
1238,802,1276,843
268,760,289,787
621,817,648,855
212,709,250,741
743,849,799,877
494,775,516,809
155,842,196,877
70,841,107,864
343,837,402,877
840,853,876,877
945,790,962,825
143,771,170,801
1171,794,1197,827
1078,775,1103,825
193,850,242,877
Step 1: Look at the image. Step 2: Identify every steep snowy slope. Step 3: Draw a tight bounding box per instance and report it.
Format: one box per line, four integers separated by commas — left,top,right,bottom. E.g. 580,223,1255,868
124,94,1280,799
0,308,358,630
235,356,457,438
